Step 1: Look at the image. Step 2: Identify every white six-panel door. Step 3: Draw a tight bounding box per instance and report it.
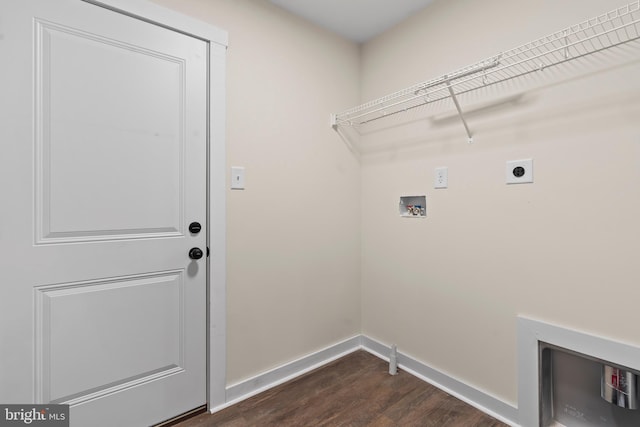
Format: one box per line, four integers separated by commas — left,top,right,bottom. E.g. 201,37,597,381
0,1,209,425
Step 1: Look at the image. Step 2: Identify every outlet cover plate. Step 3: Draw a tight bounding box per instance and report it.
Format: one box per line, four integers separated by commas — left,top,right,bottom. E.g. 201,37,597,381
435,167,448,189
506,159,533,184
231,166,245,189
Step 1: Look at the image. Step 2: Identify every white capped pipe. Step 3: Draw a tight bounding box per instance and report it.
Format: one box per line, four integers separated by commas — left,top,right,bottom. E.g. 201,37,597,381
389,344,398,376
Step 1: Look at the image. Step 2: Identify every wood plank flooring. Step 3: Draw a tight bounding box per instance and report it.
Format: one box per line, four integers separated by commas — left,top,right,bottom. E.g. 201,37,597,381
174,351,508,427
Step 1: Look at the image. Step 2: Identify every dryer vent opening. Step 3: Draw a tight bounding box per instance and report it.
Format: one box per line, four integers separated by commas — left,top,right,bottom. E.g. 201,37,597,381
539,343,640,427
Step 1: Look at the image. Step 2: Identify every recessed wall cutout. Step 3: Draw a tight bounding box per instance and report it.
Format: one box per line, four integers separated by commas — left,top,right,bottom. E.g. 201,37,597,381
506,159,533,184
539,343,640,427
399,196,426,218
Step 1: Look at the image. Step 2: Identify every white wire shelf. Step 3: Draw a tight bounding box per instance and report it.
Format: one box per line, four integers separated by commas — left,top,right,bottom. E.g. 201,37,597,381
331,1,640,142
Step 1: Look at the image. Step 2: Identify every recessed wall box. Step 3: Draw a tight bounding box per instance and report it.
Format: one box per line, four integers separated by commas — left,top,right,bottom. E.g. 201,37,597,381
399,196,426,218
539,343,640,427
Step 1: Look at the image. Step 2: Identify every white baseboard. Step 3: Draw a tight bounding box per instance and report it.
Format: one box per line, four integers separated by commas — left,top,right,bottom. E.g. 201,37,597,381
212,335,362,413
212,334,519,426
360,336,520,427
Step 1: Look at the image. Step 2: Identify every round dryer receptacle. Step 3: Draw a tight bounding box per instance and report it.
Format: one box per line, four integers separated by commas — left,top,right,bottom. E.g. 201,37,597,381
513,166,526,178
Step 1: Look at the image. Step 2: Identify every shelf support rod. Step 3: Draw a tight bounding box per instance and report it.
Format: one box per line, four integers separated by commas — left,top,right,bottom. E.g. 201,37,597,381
445,77,473,144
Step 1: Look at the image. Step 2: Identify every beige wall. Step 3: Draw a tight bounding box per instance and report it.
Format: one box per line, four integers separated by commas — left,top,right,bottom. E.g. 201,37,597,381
360,0,640,406
149,0,362,385
149,0,640,408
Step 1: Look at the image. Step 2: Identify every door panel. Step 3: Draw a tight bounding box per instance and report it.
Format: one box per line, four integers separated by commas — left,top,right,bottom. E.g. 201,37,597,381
0,1,208,425
36,19,186,242
36,271,184,404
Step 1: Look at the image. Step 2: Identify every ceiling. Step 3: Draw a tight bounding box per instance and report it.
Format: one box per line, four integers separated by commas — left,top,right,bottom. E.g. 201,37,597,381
268,0,435,43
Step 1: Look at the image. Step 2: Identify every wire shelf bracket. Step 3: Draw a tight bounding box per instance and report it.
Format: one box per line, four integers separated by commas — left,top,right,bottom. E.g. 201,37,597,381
445,76,473,144
331,1,640,144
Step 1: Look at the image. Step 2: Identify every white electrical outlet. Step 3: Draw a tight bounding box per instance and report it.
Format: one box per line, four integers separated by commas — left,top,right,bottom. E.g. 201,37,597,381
435,167,448,189
506,159,533,184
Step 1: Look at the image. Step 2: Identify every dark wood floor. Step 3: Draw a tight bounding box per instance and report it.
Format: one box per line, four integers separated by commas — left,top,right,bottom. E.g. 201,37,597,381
175,350,508,427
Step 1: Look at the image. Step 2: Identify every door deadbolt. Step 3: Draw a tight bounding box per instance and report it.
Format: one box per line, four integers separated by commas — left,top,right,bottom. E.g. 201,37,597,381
189,222,202,234
189,247,204,260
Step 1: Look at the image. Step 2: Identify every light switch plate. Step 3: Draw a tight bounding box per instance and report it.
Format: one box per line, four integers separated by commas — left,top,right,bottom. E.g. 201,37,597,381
506,159,533,184
231,166,245,190
435,167,448,189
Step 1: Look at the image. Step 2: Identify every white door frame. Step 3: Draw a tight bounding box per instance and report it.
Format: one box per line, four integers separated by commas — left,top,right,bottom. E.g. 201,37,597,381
83,0,228,411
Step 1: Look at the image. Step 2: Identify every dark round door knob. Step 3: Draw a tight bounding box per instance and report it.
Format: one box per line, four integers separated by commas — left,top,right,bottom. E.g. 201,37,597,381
189,247,203,260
